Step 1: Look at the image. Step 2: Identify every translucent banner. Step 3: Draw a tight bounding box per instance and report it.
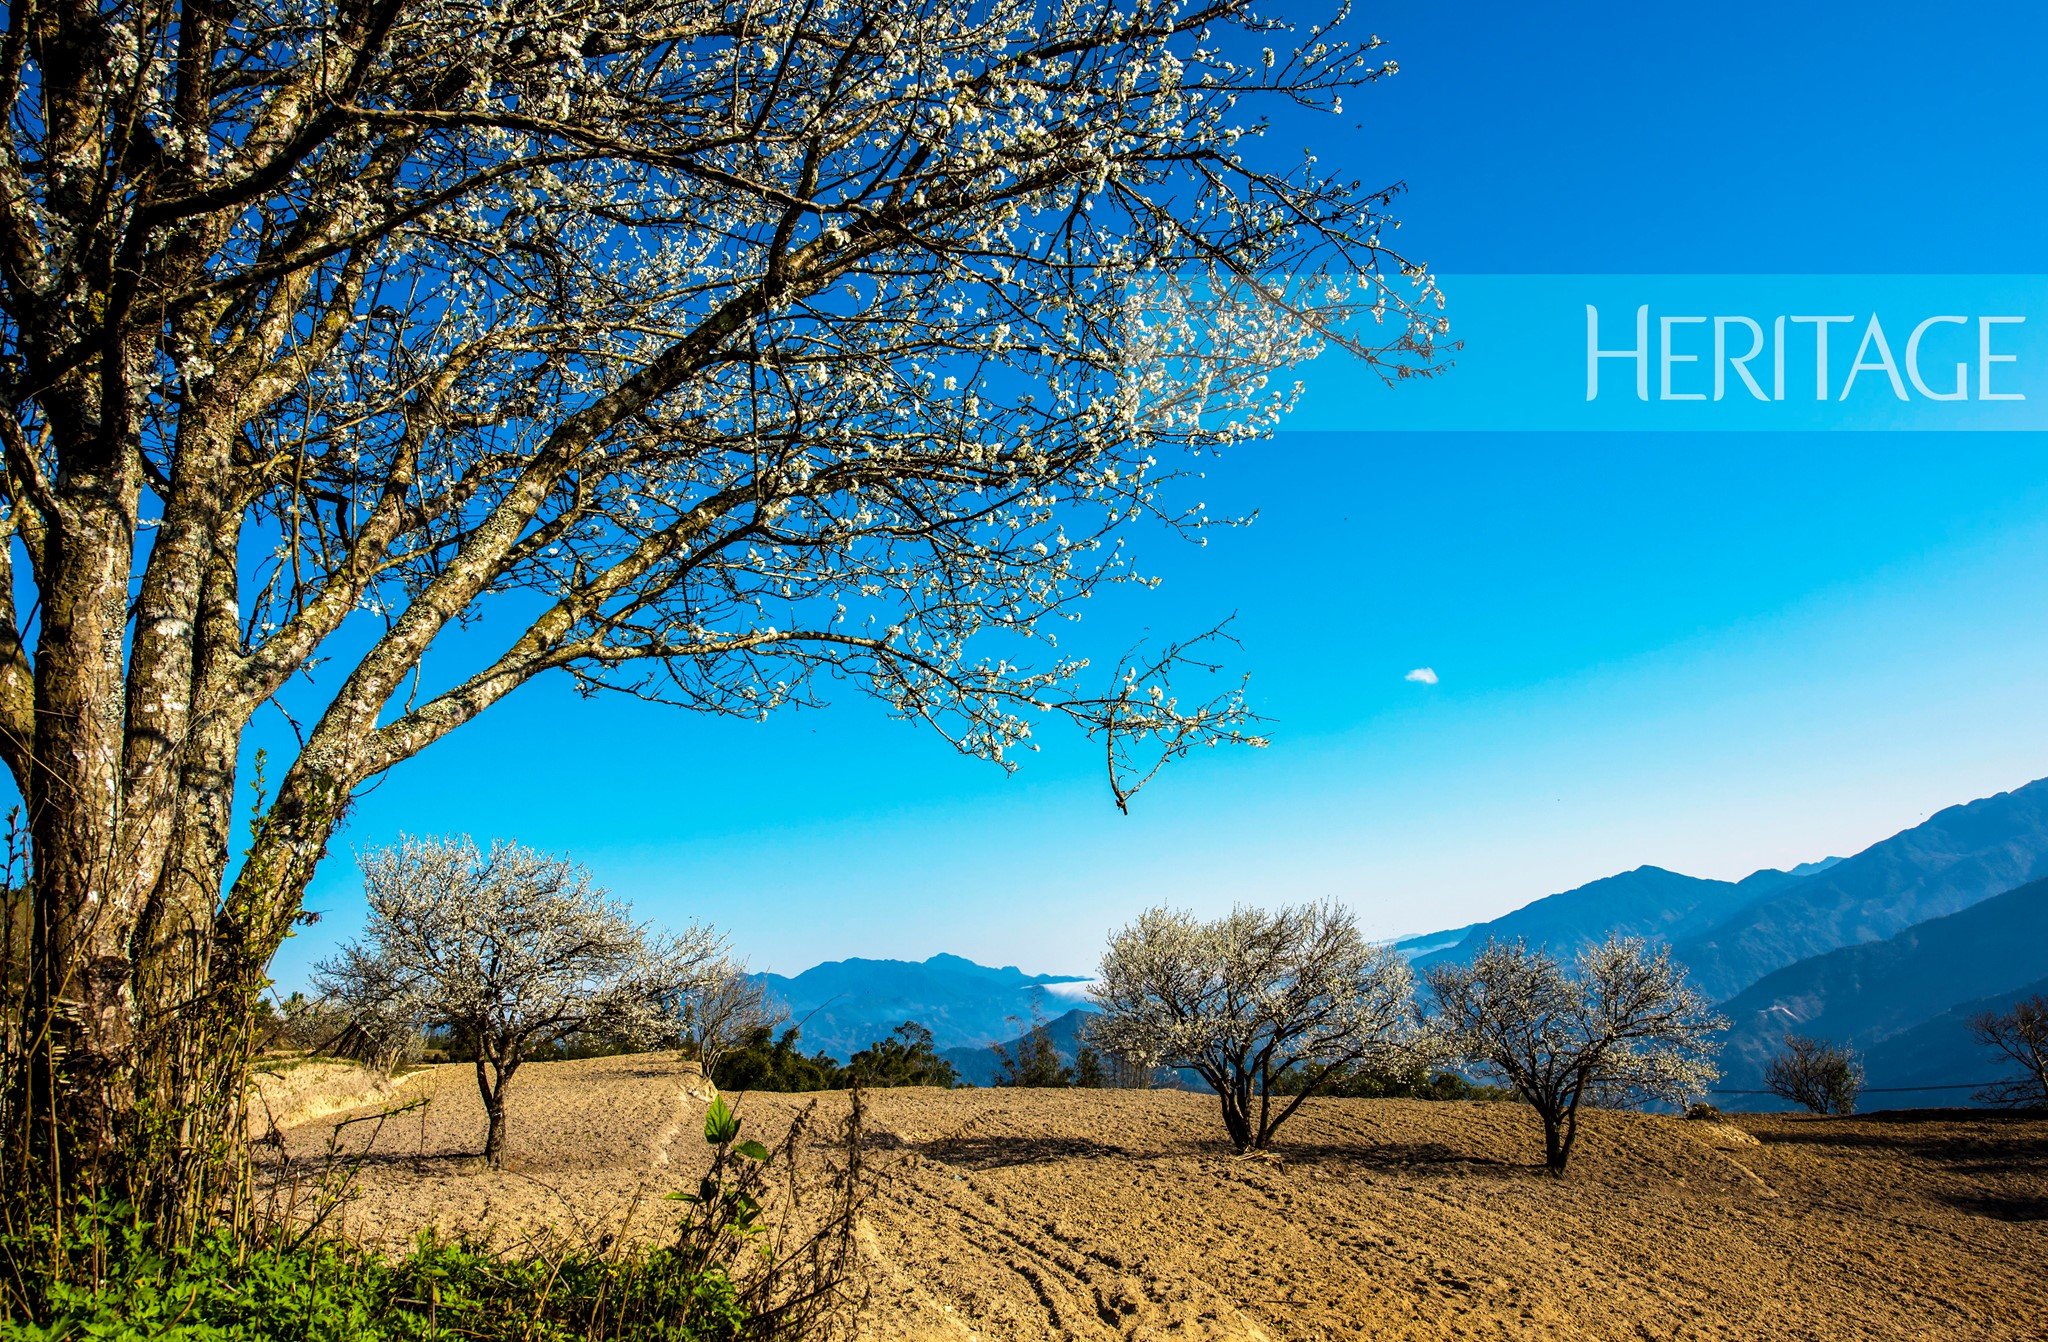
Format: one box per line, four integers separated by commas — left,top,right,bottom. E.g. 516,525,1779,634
1295,275,2048,432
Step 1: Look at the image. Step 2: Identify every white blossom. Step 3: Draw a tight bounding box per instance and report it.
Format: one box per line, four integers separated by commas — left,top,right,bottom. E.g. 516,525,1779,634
1092,901,1417,1151
1426,937,1726,1174
317,836,722,1163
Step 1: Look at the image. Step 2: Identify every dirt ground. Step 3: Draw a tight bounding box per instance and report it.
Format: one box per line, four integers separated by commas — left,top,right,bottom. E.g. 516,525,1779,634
274,1054,2048,1341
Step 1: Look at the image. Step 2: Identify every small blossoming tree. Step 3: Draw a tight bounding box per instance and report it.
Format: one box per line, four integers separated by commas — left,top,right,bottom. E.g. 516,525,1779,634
1427,937,1725,1174
675,956,781,1081
1091,901,1417,1152
318,836,721,1164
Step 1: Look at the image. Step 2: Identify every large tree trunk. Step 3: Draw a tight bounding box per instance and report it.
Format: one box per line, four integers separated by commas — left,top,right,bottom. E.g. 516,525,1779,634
1216,1076,1255,1154
6,369,288,1235
19,389,146,1210
477,1054,517,1166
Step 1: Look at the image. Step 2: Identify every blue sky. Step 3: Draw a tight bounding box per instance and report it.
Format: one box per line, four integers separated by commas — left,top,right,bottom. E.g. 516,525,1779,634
273,1,2048,984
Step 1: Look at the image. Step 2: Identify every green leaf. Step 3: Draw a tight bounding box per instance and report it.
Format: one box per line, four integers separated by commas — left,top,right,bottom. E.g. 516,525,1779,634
734,1139,770,1163
704,1097,740,1145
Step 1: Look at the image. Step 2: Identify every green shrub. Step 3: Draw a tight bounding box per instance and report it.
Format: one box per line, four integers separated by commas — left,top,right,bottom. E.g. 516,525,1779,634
709,1026,847,1092
712,1021,959,1092
1268,1062,1511,1102
990,1008,1073,1088
844,1024,958,1088
5,1093,869,1341
2,1216,744,1341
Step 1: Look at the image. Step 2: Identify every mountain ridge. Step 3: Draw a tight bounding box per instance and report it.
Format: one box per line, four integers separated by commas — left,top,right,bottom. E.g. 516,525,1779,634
1672,776,2048,1000
1408,863,1798,973
754,952,1091,1060
1713,875,2048,1100
1399,777,2048,1004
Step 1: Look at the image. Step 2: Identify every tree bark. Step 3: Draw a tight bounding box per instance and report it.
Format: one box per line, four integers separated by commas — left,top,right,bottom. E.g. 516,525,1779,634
1540,1105,1568,1174
1217,1075,1255,1154
477,1053,516,1166
20,382,146,1202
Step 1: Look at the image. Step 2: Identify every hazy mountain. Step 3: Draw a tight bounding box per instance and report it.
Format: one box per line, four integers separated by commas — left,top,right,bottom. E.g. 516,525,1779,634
1409,864,1796,973
940,1007,1099,1086
1391,924,1479,959
1857,975,2048,1101
1714,876,2048,1102
755,953,1092,1060
1672,777,2048,1000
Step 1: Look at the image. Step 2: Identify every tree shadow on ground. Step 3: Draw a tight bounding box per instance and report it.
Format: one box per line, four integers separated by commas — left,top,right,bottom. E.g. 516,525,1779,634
1753,1109,2048,1167
1268,1140,1525,1176
257,1145,490,1180
918,1134,1137,1169
912,1130,1527,1176
1946,1192,2048,1221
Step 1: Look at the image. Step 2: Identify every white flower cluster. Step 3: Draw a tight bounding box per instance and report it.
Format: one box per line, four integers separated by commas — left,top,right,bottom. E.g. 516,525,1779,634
318,835,723,1059
5,0,1442,844
1426,936,1726,1170
1092,901,1417,1149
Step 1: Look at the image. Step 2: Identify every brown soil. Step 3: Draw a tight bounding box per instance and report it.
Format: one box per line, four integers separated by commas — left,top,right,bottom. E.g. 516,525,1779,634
247,1056,428,1139
277,1054,2048,1341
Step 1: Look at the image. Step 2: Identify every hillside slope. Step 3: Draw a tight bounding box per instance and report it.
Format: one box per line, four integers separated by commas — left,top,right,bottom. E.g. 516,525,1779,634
1858,974,2048,1100
1715,876,2048,1096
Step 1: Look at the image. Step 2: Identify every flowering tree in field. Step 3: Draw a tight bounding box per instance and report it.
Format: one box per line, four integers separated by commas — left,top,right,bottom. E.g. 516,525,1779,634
317,836,720,1164
675,955,782,1081
1091,901,1417,1151
1426,938,1724,1174
0,0,1440,1229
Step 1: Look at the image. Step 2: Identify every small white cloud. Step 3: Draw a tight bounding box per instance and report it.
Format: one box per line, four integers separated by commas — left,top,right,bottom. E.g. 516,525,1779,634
1404,667,1439,685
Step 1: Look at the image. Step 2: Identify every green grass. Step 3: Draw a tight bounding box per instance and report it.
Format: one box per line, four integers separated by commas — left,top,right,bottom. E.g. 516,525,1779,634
3,1211,748,1341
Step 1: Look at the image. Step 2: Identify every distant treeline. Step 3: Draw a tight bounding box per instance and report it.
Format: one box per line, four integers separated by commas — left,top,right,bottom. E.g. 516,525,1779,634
252,990,1508,1101
710,1011,1150,1091
707,1014,1509,1099
714,1022,963,1090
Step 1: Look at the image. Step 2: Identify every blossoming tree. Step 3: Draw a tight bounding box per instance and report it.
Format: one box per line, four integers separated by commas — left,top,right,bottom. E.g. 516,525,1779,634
0,0,1439,1229
317,836,720,1164
1091,901,1417,1151
1426,938,1725,1174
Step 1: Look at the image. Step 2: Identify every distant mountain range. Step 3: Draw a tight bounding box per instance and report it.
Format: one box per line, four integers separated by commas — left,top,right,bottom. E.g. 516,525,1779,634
754,953,1092,1060
1403,775,2048,1106
1714,876,2048,1096
1670,780,2048,1000
1408,864,1804,975
754,776,2048,1106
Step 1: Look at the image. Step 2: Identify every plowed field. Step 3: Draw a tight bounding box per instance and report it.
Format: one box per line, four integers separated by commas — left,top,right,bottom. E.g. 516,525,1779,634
276,1055,2048,1341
